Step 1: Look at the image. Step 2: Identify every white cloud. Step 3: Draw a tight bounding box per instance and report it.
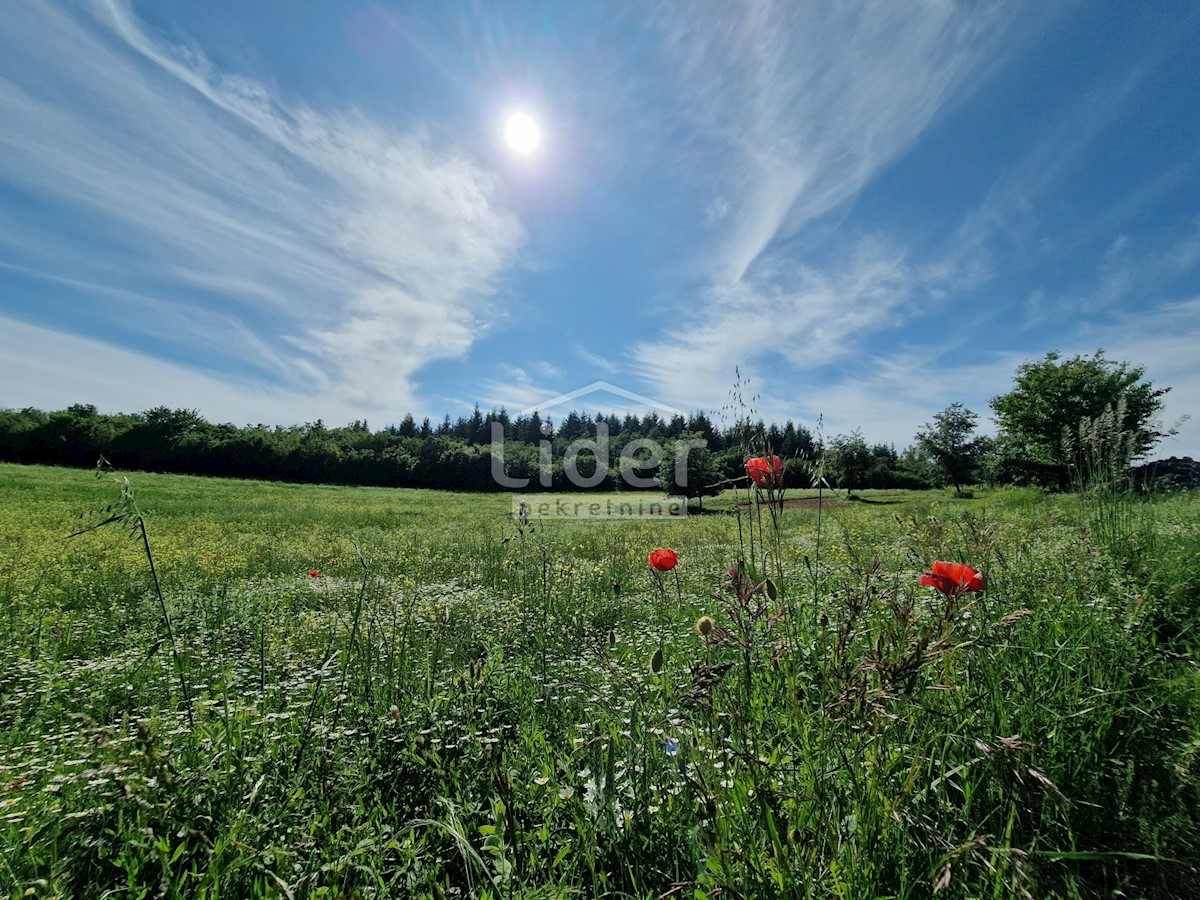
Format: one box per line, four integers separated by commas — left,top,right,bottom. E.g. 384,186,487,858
801,301,1200,456
572,345,621,376
0,0,522,420
1075,298,1200,459
705,197,729,225
632,1,1039,409
650,0,1026,283
1024,223,1200,329
681,344,1020,451
0,315,327,425
478,366,561,414
782,351,1025,448
632,237,917,413
1165,223,1200,277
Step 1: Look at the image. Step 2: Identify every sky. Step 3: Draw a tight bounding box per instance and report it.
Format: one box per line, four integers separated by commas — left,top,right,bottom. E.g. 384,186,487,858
2,0,1199,457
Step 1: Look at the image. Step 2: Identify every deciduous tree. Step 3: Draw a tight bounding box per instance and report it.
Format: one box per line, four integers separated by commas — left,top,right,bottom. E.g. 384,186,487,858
990,350,1171,489
915,403,985,495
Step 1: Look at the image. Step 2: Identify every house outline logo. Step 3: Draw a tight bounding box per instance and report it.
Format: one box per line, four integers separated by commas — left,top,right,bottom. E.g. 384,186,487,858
493,380,698,507
518,380,684,419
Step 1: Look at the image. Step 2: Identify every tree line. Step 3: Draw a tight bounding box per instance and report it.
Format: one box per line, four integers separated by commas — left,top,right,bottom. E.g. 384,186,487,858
0,351,1173,494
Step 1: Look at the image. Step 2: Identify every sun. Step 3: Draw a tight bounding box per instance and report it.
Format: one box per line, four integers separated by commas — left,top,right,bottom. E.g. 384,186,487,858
504,113,541,156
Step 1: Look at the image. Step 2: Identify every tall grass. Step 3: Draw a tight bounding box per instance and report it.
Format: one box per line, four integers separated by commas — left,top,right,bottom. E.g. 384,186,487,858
0,463,1198,897
1064,397,1151,560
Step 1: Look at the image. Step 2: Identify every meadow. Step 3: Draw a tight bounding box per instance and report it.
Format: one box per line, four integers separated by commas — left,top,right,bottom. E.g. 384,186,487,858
1,462,1199,898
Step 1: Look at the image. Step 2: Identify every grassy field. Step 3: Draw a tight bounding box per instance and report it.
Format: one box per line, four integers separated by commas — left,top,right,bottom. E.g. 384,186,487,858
2,462,1199,898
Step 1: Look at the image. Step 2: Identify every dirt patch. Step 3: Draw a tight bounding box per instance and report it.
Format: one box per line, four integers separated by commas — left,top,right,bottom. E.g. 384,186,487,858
781,496,845,510
723,496,846,511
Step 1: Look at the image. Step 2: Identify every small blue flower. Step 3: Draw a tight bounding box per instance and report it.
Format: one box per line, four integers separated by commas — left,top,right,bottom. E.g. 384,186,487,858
665,738,679,757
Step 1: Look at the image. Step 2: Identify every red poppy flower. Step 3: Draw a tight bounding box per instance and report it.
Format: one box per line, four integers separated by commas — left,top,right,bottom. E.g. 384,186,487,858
309,569,320,578
746,455,784,489
648,548,678,572
920,561,985,595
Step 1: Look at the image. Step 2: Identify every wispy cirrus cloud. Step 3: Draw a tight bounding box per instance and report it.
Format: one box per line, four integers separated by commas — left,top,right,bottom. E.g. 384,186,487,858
0,0,522,420
1025,223,1200,326
628,0,1195,445
633,237,917,412
631,0,1039,411
645,1,1028,279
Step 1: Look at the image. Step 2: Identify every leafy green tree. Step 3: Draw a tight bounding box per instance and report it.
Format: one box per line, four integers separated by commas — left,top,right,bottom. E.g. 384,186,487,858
827,430,872,497
895,445,939,489
867,443,899,489
915,403,985,495
657,432,724,509
990,351,1171,489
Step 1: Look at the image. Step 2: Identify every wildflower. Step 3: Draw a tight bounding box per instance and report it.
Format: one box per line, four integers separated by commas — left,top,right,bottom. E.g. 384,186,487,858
920,561,985,595
746,455,784,489
695,615,715,638
308,569,320,578
558,787,574,800
648,548,678,571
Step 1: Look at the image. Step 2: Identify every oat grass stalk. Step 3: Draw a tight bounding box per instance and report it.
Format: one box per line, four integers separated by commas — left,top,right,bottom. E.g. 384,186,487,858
70,459,194,731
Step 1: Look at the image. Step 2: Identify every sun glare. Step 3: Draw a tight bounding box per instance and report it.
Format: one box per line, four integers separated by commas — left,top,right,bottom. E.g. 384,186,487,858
505,113,541,155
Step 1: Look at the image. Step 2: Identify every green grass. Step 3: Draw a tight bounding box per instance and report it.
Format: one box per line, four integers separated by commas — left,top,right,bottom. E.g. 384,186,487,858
2,462,1199,898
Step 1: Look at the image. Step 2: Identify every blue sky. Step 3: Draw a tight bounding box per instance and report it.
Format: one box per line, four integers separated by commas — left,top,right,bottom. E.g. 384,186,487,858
2,0,1199,456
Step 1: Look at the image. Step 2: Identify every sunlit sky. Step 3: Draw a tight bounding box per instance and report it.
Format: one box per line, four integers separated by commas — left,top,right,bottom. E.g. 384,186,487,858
2,1,1199,455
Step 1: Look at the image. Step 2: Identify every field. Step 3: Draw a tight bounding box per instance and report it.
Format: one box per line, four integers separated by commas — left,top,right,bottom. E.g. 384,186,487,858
2,462,1199,898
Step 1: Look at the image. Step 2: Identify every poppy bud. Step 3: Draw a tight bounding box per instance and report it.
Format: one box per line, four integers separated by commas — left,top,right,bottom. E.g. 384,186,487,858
649,646,664,674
